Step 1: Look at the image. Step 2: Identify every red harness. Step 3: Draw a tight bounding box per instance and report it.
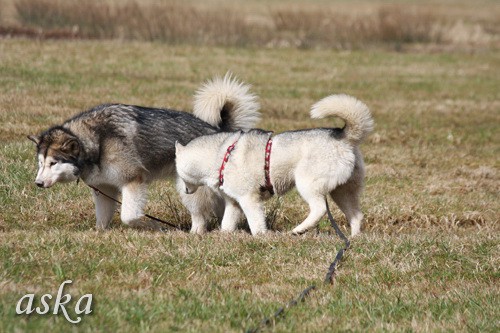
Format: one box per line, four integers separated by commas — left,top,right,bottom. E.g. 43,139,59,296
218,136,274,194
219,140,238,186
264,137,274,194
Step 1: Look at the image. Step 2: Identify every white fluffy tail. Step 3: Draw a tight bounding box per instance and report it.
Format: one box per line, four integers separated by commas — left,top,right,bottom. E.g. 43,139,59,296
311,94,374,144
193,73,260,131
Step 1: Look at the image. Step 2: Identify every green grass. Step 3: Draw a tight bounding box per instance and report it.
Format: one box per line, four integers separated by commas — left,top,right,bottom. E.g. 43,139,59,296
0,38,499,332
1,231,497,332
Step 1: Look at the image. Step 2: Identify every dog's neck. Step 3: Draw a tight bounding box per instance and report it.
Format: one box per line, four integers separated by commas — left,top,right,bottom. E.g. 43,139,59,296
194,132,241,190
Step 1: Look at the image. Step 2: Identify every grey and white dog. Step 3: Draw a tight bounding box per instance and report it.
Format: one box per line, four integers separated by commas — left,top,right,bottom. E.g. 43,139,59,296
175,94,373,236
28,74,260,232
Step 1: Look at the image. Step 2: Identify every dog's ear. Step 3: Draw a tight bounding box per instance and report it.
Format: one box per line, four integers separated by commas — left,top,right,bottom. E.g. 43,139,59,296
61,138,80,157
27,135,40,145
175,141,184,154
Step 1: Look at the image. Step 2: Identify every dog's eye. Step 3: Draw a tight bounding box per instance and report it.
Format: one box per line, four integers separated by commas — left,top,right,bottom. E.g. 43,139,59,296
49,161,58,167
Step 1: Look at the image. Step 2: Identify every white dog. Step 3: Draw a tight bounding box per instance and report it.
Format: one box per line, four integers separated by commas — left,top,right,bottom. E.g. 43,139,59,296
175,94,373,236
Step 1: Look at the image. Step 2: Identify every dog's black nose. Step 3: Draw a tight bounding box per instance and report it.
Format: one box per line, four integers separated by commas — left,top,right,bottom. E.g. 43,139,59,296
35,181,44,188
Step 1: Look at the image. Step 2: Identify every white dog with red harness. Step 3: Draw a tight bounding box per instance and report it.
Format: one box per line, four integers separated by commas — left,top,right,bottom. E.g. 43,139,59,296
175,94,374,236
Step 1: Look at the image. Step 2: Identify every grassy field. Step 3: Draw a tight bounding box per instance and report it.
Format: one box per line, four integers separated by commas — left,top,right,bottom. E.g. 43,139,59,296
0,22,499,333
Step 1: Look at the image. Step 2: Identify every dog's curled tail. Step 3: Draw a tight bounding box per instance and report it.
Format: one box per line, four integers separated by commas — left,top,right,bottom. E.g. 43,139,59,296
193,72,260,131
311,94,374,144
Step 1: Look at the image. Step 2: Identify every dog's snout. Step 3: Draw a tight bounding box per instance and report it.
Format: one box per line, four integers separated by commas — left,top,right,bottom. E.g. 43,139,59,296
35,180,44,188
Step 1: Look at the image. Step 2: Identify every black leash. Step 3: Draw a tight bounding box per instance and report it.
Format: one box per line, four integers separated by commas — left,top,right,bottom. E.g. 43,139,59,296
86,183,185,231
246,286,316,333
246,199,350,333
324,199,351,284
86,182,350,330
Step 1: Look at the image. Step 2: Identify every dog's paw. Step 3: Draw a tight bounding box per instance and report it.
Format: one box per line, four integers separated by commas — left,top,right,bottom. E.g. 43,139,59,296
291,227,307,235
251,228,268,236
190,226,207,235
350,229,361,237
350,223,361,237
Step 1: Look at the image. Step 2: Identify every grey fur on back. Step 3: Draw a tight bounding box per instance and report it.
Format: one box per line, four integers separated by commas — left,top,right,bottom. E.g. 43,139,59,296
64,104,220,174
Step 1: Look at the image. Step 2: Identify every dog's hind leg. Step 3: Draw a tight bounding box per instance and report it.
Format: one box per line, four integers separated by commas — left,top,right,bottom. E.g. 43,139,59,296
220,196,242,232
291,195,327,235
330,151,366,237
92,185,119,229
238,195,267,235
291,174,329,234
330,178,364,237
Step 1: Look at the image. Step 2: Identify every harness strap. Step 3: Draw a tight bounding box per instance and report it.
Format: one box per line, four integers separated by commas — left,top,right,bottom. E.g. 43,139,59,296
219,135,274,194
264,137,274,194
219,140,239,186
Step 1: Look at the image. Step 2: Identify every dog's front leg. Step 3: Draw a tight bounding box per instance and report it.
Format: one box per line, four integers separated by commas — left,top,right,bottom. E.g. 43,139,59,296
189,213,208,234
238,196,267,235
91,185,118,229
178,184,223,234
220,196,242,232
120,181,159,230
179,190,209,234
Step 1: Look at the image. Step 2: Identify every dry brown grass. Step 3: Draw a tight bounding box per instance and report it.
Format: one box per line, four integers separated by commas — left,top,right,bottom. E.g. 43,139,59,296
1,0,499,49
271,5,443,48
9,0,259,45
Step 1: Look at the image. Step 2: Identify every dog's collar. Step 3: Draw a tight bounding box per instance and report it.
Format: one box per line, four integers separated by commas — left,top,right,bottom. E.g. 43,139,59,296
219,140,239,186
264,136,274,194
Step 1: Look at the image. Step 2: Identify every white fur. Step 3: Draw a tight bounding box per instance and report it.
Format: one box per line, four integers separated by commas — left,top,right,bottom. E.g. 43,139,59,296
176,177,224,234
193,72,261,130
176,94,373,236
311,94,374,144
35,154,79,188
92,185,118,229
